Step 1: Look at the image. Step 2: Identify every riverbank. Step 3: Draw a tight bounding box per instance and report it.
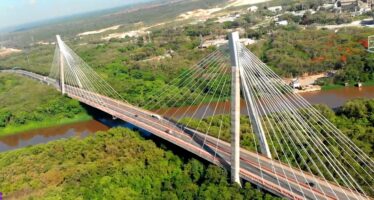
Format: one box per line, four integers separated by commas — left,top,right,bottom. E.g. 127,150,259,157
322,80,374,90
0,114,92,137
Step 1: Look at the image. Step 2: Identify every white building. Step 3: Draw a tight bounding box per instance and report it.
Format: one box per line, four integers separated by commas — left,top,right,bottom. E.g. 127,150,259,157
275,20,288,26
248,6,258,12
290,79,301,89
268,6,282,12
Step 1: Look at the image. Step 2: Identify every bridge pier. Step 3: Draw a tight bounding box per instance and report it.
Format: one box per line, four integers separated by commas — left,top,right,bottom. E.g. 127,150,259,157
228,32,241,186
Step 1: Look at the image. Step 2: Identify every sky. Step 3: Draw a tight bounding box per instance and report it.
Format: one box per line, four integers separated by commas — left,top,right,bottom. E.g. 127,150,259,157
0,0,151,29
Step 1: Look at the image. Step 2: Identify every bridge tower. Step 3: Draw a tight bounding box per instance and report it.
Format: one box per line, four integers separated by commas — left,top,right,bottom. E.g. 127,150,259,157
56,35,65,94
228,32,271,185
228,32,241,186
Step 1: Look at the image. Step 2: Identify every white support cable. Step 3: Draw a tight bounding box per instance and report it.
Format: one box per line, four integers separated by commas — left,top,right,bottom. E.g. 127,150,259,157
243,47,374,196
59,44,91,101
240,61,311,199
179,62,229,132
61,40,124,102
60,45,83,88
212,113,226,163
160,57,229,120
241,49,364,199
49,45,60,80
240,59,314,199
239,49,344,195
241,52,356,196
194,67,230,155
182,56,230,127
67,55,107,105
62,47,104,106
255,68,374,178
154,59,229,137
62,44,105,107
240,65,285,194
241,77,266,188
146,49,224,110
240,57,333,199
242,46,372,172
243,47,374,171
148,52,228,113
141,50,225,111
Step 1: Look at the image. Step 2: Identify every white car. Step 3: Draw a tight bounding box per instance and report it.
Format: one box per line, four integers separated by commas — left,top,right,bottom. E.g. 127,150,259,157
151,114,162,120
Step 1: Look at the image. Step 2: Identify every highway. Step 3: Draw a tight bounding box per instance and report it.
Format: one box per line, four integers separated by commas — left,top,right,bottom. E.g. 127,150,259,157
2,69,370,200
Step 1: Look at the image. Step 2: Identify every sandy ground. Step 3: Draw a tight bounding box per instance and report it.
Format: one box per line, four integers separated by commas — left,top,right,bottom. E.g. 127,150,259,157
316,18,373,29
101,22,167,40
102,29,150,40
100,0,272,40
284,73,326,86
177,0,271,21
0,48,22,57
226,0,271,7
77,25,121,36
178,8,222,21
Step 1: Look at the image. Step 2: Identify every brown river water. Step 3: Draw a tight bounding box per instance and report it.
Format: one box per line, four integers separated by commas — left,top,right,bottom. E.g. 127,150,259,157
0,86,373,153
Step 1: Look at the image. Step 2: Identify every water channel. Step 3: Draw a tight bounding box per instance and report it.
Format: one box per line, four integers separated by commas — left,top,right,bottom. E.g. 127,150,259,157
1,86,373,153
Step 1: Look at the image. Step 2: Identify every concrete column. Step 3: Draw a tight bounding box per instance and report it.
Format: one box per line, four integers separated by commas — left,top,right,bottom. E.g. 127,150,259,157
228,32,241,186
56,35,65,94
234,35,271,159
240,72,272,159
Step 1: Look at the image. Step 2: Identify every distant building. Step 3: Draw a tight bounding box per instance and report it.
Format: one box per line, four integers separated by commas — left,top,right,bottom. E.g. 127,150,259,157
333,0,373,11
288,9,316,16
335,0,358,10
290,79,301,89
275,20,288,26
267,6,282,12
247,6,258,12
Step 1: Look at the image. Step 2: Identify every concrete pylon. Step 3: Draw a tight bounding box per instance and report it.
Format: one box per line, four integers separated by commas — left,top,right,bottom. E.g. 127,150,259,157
228,32,241,186
56,35,65,95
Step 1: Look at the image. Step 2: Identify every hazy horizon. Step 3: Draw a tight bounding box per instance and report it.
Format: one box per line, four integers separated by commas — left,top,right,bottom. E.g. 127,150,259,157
0,0,154,30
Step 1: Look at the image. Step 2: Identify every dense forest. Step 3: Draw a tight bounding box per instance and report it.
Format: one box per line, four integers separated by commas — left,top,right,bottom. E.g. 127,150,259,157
0,128,282,200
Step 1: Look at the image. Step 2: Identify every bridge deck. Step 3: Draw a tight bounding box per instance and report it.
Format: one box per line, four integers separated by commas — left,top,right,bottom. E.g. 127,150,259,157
2,70,370,200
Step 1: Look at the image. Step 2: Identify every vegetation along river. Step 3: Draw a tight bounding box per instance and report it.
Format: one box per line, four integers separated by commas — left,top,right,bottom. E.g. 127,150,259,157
1,86,373,152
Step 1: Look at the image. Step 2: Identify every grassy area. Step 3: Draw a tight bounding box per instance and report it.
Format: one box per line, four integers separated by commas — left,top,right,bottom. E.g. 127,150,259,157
321,84,345,90
0,113,92,137
322,80,374,90
0,73,91,136
363,80,374,86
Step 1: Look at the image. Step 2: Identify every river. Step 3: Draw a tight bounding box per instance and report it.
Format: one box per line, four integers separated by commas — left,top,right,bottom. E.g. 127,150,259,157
1,86,373,153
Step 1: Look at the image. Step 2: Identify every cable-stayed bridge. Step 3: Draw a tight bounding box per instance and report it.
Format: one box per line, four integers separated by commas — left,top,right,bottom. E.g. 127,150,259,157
2,33,373,200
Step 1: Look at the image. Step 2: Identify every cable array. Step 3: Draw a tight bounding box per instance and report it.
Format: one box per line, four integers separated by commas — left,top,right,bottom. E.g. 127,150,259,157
144,43,374,199
50,39,126,106
238,43,373,199
48,36,373,199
